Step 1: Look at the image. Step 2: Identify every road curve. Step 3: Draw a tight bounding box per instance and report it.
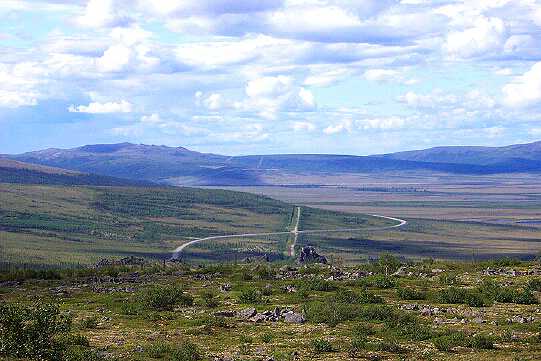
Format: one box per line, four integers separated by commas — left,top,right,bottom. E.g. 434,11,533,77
170,214,407,259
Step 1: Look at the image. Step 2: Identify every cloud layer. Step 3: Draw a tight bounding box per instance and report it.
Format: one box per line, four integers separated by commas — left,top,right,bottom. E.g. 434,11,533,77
1,0,541,154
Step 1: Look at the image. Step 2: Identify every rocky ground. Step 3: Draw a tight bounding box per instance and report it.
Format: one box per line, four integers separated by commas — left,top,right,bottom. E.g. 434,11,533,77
1,256,541,360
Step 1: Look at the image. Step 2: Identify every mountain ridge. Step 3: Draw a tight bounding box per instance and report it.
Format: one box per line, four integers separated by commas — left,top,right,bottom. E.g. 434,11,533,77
6,140,541,186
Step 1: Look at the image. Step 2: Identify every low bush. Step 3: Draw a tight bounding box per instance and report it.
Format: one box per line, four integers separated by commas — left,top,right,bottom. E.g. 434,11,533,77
303,301,359,326
78,316,99,329
397,287,426,300
361,275,398,289
470,334,494,350
142,285,193,311
299,278,337,292
312,339,334,353
171,341,202,361
200,290,220,308
238,288,263,304
527,278,541,291
432,331,467,352
437,287,486,307
0,302,99,360
357,304,395,322
331,289,383,304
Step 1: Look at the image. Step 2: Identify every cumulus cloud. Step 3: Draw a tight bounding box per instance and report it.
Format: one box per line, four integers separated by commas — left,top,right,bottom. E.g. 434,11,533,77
242,75,316,119
502,62,541,108
77,0,129,28
68,100,133,113
444,16,506,58
0,62,47,108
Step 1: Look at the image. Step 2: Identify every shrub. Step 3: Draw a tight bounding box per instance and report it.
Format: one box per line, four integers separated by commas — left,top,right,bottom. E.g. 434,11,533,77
299,278,337,292
349,337,368,356
0,302,70,359
385,312,432,341
331,289,383,304
357,304,395,322
238,288,263,304
375,253,402,275
304,301,359,326
527,279,541,292
142,285,193,311
200,290,219,308
351,323,376,338
397,287,426,300
370,338,404,353
312,339,334,353
254,265,274,280
438,273,458,286
464,292,485,307
78,316,99,329
0,302,99,361
144,341,174,358
480,280,538,305
63,345,103,361
470,334,494,350
432,331,467,352
171,342,202,361
261,333,273,344
367,275,398,289
512,290,537,305
437,287,486,307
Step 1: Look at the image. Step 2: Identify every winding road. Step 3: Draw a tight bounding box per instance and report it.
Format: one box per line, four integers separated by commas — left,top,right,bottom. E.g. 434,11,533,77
170,213,407,260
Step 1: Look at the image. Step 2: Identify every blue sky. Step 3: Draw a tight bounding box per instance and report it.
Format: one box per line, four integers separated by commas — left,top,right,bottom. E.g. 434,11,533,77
1,0,541,155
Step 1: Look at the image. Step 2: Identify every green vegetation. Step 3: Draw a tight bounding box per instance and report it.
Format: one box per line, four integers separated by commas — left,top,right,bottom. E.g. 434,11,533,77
2,259,541,360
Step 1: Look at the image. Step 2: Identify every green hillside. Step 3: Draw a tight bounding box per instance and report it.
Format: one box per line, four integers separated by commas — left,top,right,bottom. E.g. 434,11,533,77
0,184,294,268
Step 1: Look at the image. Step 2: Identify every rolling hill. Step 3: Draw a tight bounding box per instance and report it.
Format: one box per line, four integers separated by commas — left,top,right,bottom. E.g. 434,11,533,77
0,157,151,186
6,140,541,186
377,141,541,165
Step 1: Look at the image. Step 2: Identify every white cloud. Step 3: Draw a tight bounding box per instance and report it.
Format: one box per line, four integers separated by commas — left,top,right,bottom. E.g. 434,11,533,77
502,62,541,108
242,75,316,119
195,92,225,111
0,62,47,108
246,75,292,98
323,119,353,135
398,90,458,108
364,68,400,82
444,16,506,58
291,121,316,132
68,100,133,113
304,67,353,87
77,0,128,28
494,67,513,76
357,116,406,130
140,113,162,124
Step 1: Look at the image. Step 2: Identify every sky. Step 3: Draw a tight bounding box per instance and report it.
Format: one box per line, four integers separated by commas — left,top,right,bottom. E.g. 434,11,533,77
1,0,541,155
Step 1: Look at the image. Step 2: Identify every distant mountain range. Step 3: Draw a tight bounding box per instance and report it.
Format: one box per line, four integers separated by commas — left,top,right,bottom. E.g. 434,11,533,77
5,141,541,186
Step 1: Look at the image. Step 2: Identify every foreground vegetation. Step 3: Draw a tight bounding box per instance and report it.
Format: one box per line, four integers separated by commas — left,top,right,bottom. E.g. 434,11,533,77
1,257,541,360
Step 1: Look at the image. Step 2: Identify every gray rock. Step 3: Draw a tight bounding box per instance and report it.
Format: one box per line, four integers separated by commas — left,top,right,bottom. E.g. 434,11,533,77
284,312,305,324
214,310,236,317
249,313,267,323
238,307,257,319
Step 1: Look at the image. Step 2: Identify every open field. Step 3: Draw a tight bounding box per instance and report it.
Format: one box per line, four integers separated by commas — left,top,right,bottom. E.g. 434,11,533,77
0,184,395,268
203,173,541,261
2,259,541,360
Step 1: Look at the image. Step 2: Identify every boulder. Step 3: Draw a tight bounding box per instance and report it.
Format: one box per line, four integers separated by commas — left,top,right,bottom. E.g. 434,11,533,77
297,246,327,264
237,307,257,319
284,312,305,324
